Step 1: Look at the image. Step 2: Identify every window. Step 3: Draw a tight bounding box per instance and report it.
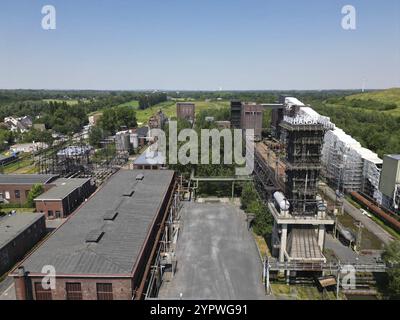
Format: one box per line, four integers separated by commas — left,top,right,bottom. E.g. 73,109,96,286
34,283,52,300
15,190,20,199
5,191,10,200
48,210,54,217
66,283,82,300
96,283,113,300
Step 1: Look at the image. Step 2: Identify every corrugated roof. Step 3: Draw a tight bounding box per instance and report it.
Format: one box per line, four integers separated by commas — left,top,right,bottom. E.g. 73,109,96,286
0,213,44,249
0,174,58,185
17,169,175,275
287,228,325,261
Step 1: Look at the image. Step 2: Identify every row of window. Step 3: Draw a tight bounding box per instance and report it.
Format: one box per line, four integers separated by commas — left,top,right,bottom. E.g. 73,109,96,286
39,210,61,218
0,189,28,199
34,282,113,300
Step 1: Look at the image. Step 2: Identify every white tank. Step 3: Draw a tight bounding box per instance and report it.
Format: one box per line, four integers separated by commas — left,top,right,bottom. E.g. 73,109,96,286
130,133,139,149
273,192,290,211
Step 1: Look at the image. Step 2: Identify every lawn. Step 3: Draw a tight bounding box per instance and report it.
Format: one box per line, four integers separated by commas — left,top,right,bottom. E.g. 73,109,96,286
345,88,400,116
115,100,139,109
1,157,38,174
134,100,230,124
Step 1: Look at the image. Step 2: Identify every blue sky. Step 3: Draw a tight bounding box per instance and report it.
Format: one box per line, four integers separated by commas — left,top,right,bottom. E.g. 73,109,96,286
0,0,399,90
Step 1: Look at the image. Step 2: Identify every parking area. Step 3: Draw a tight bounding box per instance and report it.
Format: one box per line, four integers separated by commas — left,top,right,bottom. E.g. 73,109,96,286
158,202,270,300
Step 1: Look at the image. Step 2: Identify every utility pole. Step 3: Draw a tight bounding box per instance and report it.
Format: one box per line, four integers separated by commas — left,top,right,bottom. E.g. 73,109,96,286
355,221,363,252
336,262,341,300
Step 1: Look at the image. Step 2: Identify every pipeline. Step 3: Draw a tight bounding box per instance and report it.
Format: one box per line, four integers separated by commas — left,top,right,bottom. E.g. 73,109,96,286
349,191,400,233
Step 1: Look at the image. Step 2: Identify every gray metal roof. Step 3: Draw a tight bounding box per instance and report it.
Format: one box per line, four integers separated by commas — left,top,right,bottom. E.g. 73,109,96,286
388,154,400,161
18,169,175,276
134,150,166,166
0,213,44,249
0,174,58,185
34,178,91,201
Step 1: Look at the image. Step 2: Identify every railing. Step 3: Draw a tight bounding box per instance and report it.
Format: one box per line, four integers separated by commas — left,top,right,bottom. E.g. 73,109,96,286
265,259,388,273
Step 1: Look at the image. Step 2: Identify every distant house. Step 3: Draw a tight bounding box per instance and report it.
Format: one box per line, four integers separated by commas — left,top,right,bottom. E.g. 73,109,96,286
4,116,33,133
88,113,102,126
10,142,48,154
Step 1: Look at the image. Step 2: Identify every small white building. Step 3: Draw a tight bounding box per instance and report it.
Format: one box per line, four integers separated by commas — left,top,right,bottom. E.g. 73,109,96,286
10,142,48,153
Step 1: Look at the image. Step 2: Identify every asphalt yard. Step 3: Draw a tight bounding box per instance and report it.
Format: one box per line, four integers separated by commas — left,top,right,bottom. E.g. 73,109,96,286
158,202,270,300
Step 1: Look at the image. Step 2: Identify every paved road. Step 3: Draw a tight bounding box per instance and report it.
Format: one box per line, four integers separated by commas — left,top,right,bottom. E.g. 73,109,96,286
322,186,395,245
159,202,271,300
0,277,15,300
325,234,380,264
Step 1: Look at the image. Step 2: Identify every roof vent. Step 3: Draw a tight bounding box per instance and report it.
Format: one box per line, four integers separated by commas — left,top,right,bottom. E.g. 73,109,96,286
103,210,118,221
123,189,135,197
85,230,104,243
136,173,144,181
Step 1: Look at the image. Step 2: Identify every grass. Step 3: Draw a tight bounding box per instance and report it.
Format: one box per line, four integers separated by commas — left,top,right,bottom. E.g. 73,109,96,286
337,213,384,250
345,88,400,116
253,233,271,259
346,196,400,240
1,207,35,213
270,284,340,300
1,157,38,174
368,214,400,240
115,100,139,109
134,99,229,124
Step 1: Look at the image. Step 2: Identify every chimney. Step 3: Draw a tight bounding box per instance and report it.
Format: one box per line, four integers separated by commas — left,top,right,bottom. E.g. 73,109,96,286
14,266,28,300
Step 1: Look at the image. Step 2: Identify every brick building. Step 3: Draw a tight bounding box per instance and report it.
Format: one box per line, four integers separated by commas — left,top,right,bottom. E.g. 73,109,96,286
11,170,176,300
0,174,58,205
0,213,46,276
241,103,263,141
176,102,195,122
34,178,95,219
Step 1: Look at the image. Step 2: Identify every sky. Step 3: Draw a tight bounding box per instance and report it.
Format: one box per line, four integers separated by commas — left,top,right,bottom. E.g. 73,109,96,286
0,0,399,91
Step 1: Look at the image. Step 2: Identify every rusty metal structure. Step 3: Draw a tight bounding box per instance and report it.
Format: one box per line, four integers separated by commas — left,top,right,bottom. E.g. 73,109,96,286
252,97,335,268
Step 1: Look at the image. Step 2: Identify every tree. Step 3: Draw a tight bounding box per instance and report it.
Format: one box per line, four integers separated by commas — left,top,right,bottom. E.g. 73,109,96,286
89,126,105,148
241,182,257,211
26,184,44,208
382,241,400,299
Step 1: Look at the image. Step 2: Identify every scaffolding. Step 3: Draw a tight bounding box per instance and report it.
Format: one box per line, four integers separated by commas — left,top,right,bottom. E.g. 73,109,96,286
321,128,383,204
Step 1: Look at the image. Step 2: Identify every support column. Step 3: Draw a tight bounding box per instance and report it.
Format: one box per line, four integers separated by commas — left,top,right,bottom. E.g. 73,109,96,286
279,224,288,263
318,225,325,251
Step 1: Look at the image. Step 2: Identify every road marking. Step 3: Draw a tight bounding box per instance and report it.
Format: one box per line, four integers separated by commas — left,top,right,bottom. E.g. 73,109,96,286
0,283,15,300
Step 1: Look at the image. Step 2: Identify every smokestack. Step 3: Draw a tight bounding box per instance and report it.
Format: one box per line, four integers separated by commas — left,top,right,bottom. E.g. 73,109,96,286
15,266,27,300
